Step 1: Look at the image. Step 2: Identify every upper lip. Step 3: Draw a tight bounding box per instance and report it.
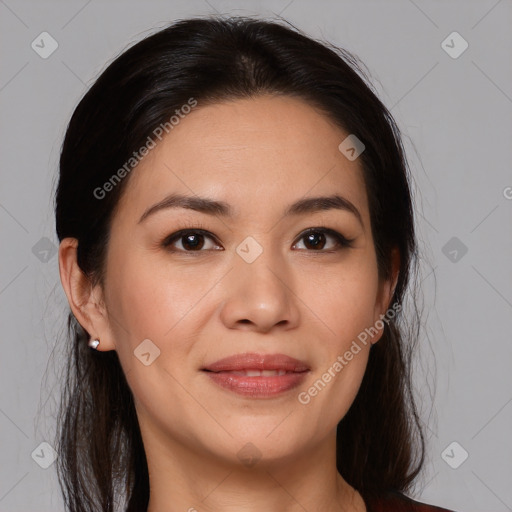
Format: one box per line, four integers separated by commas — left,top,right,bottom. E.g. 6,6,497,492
202,353,310,372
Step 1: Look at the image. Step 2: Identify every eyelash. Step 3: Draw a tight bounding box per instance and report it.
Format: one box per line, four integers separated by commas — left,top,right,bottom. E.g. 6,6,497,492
161,221,354,254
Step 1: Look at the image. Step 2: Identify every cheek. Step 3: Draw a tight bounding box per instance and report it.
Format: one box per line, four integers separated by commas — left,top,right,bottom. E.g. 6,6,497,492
305,259,380,346
297,260,377,420
103,255,210,428
106,251,211,343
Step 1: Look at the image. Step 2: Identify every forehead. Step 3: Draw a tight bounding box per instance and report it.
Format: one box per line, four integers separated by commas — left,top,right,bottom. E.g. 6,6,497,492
116,94,369,225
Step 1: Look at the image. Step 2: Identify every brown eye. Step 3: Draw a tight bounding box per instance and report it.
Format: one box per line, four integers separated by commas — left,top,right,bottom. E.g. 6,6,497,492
293,228,353,251
180,233,205,251
162,227,353,254
163,230,222,252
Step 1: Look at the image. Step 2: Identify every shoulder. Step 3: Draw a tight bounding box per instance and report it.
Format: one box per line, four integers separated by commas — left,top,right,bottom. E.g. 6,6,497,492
364,490,458,512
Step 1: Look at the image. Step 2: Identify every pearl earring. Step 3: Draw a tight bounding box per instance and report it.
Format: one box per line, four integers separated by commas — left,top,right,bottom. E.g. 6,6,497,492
88,338,100,350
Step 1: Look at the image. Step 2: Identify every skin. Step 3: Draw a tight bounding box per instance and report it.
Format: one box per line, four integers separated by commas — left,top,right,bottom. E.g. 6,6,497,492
59,94,399,512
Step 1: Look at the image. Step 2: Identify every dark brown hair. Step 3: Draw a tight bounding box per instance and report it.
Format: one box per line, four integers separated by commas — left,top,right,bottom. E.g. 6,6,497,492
54,15,425,511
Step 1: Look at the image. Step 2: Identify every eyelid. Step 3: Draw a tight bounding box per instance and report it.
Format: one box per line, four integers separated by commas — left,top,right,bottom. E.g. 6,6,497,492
162,227,222,251
292,227,354,250
161,224,354,253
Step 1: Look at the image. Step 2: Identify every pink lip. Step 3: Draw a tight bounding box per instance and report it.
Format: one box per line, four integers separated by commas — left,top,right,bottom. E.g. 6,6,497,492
202,352,310,372
202,353,310,398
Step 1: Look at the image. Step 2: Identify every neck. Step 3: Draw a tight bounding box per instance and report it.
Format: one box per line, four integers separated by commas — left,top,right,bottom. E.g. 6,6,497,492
143,427,366,512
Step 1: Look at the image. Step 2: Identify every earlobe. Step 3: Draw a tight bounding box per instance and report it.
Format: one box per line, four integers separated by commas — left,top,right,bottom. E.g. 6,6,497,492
58,238,115,351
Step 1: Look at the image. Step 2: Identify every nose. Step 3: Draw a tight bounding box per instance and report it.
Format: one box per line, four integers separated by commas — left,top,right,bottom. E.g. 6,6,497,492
219,247,300,333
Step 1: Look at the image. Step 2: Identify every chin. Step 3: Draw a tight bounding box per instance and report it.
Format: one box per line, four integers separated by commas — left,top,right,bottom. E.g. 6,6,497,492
205,419,309,465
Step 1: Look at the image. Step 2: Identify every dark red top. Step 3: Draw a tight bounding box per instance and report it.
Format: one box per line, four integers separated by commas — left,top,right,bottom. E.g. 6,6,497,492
363,490,456,512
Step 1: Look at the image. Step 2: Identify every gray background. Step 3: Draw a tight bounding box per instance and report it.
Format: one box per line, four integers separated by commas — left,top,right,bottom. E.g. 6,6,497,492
1,0,511,511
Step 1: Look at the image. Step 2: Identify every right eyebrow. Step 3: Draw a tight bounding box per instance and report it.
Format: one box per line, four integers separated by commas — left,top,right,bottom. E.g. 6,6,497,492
138,194,232,223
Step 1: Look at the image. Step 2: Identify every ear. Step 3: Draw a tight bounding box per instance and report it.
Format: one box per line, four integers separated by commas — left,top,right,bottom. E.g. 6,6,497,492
371,247,400,345
58,237,116,351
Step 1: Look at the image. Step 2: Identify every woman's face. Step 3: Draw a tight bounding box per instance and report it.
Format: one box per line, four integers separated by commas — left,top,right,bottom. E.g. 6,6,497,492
97,95,395,468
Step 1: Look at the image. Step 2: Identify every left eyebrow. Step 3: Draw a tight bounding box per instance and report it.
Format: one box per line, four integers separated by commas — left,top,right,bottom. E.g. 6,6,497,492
138,193,363,227
284,194,363,227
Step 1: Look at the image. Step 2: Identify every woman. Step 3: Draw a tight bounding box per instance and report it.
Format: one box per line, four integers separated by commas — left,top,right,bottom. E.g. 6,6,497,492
55,16,457,512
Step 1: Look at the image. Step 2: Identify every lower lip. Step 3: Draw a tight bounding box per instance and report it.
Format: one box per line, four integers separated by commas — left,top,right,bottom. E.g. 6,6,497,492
203,371,309,398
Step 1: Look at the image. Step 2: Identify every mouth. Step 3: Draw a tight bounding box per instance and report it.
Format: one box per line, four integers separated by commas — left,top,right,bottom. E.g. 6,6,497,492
201,353,310,398
201,352,310,373
207,369,295,376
